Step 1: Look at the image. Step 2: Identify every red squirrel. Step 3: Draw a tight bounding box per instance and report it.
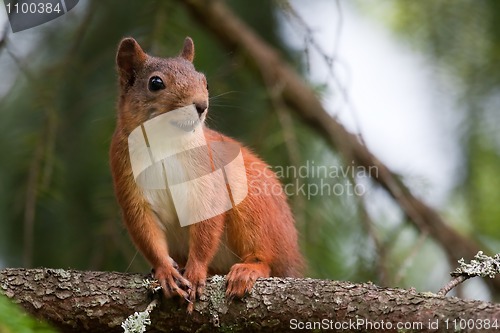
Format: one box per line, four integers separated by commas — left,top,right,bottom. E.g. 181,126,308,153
110,36,303,312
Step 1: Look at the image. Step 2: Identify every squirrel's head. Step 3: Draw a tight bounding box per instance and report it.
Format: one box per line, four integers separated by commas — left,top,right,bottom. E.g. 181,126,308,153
115,37,208,133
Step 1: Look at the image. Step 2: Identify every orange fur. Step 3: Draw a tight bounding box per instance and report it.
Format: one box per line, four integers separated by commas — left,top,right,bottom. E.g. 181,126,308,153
110,37,304,312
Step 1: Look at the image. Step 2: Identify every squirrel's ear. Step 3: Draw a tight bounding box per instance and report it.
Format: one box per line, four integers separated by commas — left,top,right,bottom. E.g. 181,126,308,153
116,38,147,88
180,37,195,63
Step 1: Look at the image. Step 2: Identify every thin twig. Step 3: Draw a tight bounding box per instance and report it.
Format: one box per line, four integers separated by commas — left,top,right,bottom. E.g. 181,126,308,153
266,80,306,223
357,194,389,286
277,0,366,144
438,275,469,296
438,252,500,296
0,22,9,53
394,230,429,285
23,136,44,267
19,0,94,266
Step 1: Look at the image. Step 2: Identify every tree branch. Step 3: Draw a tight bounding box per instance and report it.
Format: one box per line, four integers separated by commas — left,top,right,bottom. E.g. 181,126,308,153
177,0,499,291
1,268,499,333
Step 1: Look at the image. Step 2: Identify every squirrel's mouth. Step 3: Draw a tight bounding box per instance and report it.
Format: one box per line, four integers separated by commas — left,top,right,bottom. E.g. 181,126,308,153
169,118,201,132
144,104,204,133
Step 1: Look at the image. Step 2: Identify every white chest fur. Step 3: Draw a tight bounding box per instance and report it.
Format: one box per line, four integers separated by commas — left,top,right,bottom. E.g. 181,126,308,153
128,106,239,271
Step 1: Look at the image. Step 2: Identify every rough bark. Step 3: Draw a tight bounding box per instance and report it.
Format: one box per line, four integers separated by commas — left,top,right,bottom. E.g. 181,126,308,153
176,0,500,292
1,268,499,333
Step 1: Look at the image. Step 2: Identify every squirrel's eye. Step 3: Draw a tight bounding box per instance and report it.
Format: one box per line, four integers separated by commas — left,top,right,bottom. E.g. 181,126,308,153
148,76,165,91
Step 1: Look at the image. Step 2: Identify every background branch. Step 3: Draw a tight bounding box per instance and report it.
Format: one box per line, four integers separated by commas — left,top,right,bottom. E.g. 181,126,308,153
178,0,499,292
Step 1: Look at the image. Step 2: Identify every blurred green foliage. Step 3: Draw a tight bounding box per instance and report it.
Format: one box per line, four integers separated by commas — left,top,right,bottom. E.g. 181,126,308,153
362,0,500,249
0,295,56,333
0,0,367,283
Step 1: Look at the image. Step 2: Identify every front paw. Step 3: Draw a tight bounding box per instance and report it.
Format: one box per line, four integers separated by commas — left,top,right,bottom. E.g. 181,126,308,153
226,262,270,298
183,267,207,313
153,265,191,300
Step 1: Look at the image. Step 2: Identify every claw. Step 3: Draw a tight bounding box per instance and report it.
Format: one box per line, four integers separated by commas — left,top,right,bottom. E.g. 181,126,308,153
182,267,207,314
153,265,191,300
187,302,194,314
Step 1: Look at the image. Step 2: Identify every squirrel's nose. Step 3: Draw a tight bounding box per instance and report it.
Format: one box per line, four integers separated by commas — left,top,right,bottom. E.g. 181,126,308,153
194,101,208,117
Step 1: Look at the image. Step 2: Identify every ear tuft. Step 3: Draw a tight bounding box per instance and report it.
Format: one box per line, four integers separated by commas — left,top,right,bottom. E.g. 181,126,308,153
180,37,195,63
116,37,147,88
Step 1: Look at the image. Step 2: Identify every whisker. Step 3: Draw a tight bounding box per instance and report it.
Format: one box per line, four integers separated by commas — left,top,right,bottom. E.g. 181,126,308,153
210,106,246,112
209,91,240,100
210,103,244,108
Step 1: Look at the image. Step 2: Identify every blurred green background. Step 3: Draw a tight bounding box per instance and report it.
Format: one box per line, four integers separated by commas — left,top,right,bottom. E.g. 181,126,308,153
0,0,499,312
